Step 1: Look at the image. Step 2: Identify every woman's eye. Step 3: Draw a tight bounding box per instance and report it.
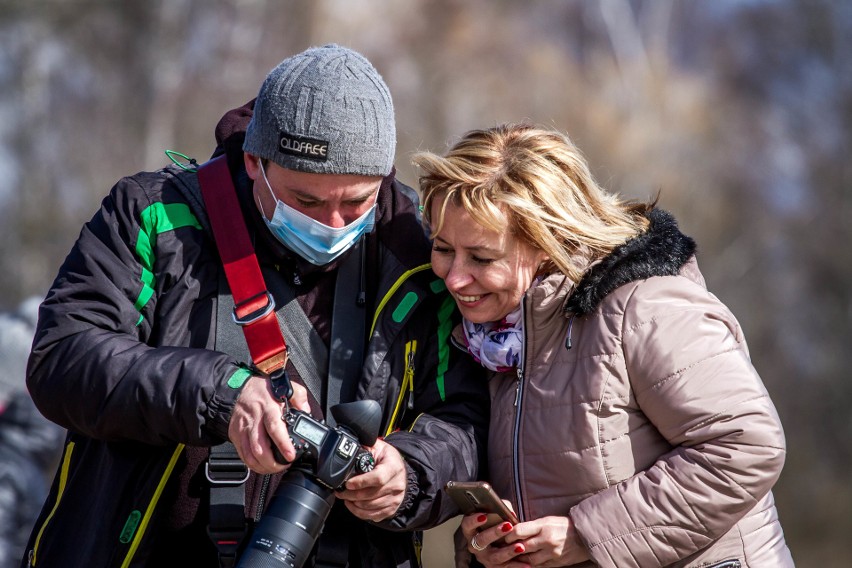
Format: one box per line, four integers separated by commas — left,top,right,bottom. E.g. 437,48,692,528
472,256,494,265
432,245,451,254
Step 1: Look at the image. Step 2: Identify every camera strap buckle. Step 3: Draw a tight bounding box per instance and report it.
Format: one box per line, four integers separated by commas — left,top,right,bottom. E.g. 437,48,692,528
206,442,250,485
206,527,245,568
205,460,251,485
231,291,275,326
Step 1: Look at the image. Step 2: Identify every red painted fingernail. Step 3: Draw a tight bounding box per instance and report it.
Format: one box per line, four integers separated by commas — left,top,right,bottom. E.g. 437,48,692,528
477,514,488,523
514,544,525,554
501,522,513,533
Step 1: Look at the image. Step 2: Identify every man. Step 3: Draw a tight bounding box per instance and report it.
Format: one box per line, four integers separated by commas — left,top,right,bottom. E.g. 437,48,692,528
22,44,488,567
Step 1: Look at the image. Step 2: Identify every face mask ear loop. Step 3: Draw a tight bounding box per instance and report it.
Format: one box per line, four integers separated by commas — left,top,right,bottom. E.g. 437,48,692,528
256,159,275,220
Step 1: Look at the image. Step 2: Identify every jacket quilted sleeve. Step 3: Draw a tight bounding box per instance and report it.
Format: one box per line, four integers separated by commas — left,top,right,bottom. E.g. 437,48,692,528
383,329,489,530
27,171,243,446
570,275,787,567
354,254,490,530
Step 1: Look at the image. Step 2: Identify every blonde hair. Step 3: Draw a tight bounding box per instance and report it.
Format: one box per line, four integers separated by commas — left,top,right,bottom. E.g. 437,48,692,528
413,123,653,282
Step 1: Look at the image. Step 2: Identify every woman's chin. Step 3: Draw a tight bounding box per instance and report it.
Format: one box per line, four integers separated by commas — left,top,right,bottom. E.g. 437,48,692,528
459,307,497,324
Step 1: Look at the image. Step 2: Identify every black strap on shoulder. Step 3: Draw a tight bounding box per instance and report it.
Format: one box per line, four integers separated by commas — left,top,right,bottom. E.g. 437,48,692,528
208,272,251,568
326,240,367,424
206,441,250,568
309,241,368,566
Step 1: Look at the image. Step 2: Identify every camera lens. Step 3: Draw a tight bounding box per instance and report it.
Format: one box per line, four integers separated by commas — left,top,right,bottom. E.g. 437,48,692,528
236,470,335,568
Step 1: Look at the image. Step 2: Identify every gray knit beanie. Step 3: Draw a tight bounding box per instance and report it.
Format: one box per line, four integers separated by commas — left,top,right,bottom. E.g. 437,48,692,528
243,44,396,176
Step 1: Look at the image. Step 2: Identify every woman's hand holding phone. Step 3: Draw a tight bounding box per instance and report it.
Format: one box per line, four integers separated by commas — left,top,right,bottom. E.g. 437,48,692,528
446,481,528,563
444,480,519,527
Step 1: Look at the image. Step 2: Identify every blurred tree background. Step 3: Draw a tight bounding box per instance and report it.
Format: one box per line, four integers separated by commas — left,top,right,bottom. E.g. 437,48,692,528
1,0,849,566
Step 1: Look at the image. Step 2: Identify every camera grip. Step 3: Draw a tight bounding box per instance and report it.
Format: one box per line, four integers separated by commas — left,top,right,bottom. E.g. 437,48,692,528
272,445,289,465
272,439,307,465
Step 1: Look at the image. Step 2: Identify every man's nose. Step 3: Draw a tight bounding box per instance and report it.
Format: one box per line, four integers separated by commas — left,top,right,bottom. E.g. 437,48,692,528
313,208,347,228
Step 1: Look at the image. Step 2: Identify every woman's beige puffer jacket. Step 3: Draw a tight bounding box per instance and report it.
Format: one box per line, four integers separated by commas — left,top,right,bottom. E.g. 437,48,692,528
482,210,794,567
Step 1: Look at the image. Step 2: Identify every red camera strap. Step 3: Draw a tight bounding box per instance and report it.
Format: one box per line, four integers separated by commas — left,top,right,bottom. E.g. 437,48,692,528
197,155,288,375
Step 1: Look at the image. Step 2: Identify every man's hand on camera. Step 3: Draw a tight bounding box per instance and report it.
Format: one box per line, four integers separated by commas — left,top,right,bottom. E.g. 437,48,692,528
229,375,310,474
336,438,407,522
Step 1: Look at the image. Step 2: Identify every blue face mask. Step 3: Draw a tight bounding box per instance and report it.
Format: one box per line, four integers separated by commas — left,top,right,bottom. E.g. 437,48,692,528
257,160,377,266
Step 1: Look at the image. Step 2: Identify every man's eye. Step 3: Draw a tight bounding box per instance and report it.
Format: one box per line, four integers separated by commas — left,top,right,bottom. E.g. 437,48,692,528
297,199,321,208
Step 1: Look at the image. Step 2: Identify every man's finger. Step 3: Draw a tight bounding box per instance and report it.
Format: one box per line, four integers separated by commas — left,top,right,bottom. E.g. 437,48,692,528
288,381,311,413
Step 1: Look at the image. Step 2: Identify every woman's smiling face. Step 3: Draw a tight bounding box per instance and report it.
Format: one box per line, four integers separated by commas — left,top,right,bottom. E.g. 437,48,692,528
430,198,548,323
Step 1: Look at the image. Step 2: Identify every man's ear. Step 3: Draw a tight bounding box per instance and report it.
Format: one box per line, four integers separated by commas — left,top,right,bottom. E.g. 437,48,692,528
244,152,261,180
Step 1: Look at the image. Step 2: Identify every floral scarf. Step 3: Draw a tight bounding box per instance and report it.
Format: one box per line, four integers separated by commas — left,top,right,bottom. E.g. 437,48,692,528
461,305,524,372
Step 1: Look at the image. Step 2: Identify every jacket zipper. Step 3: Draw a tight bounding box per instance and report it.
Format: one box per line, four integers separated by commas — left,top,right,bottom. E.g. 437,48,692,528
384,340,417,437
405,341,416,411
254,474,272,522
707,561,741,568
29,441,76,566
511,299,528,522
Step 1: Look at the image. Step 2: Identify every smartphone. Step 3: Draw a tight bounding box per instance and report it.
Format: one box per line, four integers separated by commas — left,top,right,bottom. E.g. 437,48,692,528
444,481,519,528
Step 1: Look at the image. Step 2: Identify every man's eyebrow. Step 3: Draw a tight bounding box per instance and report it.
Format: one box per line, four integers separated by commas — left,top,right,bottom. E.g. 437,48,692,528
287,186,378,202
344,187,380,201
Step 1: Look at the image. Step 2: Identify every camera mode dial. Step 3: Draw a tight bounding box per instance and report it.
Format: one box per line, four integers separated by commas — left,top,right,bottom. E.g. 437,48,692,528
356,452,375,473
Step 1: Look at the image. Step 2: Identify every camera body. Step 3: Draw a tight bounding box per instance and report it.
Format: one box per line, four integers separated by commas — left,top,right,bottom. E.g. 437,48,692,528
280,408,376,489
236,398,382,568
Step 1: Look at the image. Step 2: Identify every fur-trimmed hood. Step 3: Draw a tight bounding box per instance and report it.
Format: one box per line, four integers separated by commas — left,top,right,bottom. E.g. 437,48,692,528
565,209,696,316
486,207,792,568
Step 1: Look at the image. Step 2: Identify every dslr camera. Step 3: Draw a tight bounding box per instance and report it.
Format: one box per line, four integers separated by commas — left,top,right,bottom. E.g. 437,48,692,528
236,372,381,568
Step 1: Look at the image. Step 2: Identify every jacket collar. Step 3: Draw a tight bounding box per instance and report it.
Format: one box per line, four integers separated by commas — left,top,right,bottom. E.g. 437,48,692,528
565,209,696,316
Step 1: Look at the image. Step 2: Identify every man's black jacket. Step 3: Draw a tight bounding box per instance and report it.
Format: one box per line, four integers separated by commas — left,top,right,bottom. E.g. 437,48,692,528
22,107,488,567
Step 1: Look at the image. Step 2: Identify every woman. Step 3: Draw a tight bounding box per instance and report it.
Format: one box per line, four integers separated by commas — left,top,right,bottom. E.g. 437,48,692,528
413,124,793,568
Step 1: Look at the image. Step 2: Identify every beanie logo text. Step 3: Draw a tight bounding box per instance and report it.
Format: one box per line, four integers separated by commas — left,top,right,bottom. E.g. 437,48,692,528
278,132,329,161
